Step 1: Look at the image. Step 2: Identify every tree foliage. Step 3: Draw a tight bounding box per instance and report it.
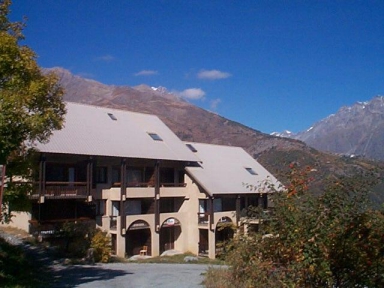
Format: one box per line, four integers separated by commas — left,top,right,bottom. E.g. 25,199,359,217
0,0,65,221
207,164,384,288
0,0,65,163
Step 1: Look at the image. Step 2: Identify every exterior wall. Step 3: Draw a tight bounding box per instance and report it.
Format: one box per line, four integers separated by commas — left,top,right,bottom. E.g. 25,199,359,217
0,211,31,232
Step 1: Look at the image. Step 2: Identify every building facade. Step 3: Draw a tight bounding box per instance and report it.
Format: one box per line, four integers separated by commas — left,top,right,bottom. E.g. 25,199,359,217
3,102,280,259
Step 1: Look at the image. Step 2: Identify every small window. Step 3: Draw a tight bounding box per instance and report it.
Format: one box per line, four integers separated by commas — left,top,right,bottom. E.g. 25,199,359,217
108,113,117,121
186,143,197,152
245,167,258,175
148,132,163,141
96,167,108,184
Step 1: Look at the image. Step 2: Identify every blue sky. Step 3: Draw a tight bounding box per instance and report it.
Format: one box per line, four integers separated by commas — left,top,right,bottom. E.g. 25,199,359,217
10,0,384,134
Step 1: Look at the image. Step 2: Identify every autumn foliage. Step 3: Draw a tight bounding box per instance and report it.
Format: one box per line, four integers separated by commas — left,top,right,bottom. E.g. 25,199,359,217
206,163,384,288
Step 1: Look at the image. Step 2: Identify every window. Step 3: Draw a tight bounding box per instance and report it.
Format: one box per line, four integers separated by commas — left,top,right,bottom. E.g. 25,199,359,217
96,200,106,216
127,168,142,186
147,132,163,141
107,113,117,120
160,168,174,184
125,200,141,215
186,143,197,152
112,167,121,184
112,201,120,216
245,167,258,175
96,167,108,183
213,198,222,212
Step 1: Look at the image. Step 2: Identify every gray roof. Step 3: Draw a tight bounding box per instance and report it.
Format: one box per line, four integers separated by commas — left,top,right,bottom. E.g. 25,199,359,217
33,102,198,162
185,142,280,196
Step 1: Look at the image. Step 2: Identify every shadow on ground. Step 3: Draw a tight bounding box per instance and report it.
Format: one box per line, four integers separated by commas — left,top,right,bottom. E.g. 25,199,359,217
52,265,131,287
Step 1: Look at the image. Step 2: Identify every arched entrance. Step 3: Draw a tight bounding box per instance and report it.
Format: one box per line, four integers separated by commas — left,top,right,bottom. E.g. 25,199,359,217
215,217,234,258
126,220,151,256
160,217,181,254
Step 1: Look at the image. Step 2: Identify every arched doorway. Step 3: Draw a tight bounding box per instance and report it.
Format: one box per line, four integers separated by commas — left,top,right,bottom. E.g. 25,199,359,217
126,220,151,256
160,217,181,254
215,217,234,258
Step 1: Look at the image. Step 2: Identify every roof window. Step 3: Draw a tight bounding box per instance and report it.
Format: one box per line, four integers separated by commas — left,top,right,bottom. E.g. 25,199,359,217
245,167,258,175
107,113,117,121
148,132,163,141
186,143,198,152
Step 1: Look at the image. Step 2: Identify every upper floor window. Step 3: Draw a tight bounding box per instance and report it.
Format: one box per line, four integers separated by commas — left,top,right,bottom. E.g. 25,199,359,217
96,166,108,183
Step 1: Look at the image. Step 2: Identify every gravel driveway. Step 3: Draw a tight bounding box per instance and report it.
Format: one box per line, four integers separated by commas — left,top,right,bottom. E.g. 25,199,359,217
52,262,210,288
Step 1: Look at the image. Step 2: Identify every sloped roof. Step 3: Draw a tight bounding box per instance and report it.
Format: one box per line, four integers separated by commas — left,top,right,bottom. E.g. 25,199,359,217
185,142,280,196
33,102,198,162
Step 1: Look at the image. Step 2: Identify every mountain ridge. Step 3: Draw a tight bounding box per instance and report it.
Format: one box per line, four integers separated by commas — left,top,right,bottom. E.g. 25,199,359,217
274,96,384,161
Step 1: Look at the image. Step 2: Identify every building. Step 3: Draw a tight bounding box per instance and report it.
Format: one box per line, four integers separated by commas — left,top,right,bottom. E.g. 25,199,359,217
3,102,280,259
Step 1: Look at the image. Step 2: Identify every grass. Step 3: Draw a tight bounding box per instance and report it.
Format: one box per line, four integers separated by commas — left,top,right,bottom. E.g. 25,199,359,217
0,237,49,287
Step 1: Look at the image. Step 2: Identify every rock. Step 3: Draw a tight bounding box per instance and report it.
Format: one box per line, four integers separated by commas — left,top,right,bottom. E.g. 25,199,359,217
184,256,199,262
85,248,95,265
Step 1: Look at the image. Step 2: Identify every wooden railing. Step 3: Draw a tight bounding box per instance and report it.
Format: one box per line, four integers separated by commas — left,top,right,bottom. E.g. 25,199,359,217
22,181,89,199
44,182,87,198
112,182,187,188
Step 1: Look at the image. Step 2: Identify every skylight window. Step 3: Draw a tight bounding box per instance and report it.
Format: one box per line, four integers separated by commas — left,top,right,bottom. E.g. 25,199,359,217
107,113,117,121
245,167,258,175
148,132,163,141
186,143,198,152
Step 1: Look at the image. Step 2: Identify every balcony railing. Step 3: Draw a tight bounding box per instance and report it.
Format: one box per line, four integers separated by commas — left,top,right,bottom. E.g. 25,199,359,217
44,182,87,198
24,181,88,199
112,182,187,188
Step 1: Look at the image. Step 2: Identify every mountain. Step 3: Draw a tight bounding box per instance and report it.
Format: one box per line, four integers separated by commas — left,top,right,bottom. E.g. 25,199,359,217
47,67,384,196
281,96,384,161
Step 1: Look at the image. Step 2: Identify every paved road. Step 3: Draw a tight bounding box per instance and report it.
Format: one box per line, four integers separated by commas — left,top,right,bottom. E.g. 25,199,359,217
52,262,211,288
0,230,213,288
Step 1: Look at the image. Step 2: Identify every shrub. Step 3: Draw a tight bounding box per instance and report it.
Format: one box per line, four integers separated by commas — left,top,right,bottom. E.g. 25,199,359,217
206,164,384,287
91,229,111,263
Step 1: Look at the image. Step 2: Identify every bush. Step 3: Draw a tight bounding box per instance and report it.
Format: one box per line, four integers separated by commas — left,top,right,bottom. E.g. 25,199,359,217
206,164,384,287
91,229,111,263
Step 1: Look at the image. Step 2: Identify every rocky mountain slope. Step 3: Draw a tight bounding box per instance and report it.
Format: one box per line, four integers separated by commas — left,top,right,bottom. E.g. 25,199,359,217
281,96,384,161
47,67,384,195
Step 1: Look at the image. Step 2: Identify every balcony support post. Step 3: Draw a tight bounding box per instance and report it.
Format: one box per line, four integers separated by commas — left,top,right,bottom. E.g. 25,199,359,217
120,158,127,235
236,195,241,225
86,157,93,201
154,160,160,232
209,197,214,231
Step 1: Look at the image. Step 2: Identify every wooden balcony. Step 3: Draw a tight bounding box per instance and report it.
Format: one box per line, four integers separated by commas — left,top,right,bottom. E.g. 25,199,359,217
28,181,89,199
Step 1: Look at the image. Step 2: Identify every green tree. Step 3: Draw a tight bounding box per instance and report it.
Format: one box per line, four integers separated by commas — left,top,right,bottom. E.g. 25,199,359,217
0,0,65,220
